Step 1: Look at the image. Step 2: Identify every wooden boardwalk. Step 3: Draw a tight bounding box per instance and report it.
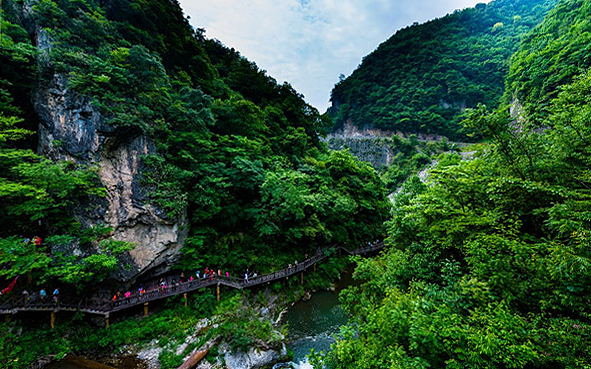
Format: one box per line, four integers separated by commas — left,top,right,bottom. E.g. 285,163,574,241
0,242,385,318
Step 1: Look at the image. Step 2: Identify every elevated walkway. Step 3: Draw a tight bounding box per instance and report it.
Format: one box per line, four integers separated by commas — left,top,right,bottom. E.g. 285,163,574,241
0,242,385,320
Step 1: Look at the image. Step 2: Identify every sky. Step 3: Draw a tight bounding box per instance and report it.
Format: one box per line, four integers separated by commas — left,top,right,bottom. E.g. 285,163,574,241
178,0,492,112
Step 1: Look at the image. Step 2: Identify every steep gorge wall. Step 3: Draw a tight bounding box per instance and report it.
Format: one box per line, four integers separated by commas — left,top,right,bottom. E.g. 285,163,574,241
324,136,394,168
325,122,444,167
34,72,187,283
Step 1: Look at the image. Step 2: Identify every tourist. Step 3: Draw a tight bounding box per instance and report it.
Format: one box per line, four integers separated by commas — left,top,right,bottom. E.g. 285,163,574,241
40,288,47,302
22,290,29,306
244,272,249,283
52,287,60,305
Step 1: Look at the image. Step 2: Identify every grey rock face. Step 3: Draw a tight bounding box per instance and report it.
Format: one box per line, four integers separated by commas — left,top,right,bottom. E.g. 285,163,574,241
325,136,393,167
221,343,286,369
325,121,447,168
34,73,187,282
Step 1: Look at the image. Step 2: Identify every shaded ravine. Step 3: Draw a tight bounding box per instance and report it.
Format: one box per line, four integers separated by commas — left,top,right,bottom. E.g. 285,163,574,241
45,266,361,369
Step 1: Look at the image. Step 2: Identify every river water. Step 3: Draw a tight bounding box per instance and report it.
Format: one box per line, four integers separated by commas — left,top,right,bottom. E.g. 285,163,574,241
278,269,354,368
279,290,346,368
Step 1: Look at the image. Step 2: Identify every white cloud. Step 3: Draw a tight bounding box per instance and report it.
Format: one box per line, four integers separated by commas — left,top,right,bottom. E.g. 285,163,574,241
179,0,492,112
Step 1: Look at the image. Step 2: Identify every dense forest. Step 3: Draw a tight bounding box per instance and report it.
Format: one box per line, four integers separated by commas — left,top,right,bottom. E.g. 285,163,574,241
3,0,591,367
313,0,591,367
1,0,391,365
0,0,390,290
329,0,557,140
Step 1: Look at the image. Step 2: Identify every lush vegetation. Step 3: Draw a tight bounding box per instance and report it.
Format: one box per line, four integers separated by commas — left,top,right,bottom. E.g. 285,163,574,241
1,0,389,365
313,1,591,367
329,0,557,140
504,0,591,124
0,0,389,292
325,134,461,192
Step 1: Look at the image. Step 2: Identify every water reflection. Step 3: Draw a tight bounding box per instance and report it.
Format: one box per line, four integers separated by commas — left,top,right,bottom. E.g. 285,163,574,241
281,290,348,368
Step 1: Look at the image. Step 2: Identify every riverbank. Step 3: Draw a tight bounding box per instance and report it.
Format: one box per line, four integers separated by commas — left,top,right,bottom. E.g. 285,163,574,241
2,256,353,369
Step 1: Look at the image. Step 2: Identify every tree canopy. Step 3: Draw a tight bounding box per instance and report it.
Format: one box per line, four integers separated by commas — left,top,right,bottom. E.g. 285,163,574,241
0,0,390,291
313,1,591,367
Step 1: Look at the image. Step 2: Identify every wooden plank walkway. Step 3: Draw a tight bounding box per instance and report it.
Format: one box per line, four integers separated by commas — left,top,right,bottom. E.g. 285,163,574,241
0,242,385,317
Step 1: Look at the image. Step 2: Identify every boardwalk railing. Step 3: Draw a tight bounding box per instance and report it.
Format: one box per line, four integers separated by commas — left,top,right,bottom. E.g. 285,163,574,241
0,242,385,316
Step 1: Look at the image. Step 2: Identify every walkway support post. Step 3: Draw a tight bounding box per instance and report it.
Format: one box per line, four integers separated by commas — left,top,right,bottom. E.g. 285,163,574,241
314,263,316,273
217,283,220,302
183,293,187,307
300,271,304,285
50,311,55,329
105,314,110,328
144,302,149,317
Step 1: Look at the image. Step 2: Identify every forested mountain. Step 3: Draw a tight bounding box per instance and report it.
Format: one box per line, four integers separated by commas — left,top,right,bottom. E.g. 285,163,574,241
313,0,591,367
329,0,557,140
504,0,591,123
0,0,389,291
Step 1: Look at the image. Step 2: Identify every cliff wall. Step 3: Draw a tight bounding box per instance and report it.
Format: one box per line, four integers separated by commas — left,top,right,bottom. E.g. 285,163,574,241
34,71,187,283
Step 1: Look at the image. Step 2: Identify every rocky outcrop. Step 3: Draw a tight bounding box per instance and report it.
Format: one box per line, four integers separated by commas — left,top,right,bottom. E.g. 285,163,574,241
325,135,393,168
34,72,187,283
325,120,451,168
509,94,528,123
220,343,288,369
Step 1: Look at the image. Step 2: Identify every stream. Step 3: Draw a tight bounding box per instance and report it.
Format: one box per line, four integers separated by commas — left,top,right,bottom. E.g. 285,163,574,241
278,268,354,368
279,291,346,368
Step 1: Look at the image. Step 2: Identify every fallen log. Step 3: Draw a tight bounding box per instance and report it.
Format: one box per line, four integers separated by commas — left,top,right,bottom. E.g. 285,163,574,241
177,338,218,369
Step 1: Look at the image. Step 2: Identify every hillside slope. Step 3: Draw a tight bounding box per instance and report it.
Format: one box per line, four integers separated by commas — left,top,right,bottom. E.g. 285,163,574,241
329,0,557,140
503,0,591,123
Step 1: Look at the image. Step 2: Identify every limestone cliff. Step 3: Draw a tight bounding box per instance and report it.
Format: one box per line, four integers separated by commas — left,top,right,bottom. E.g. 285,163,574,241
325,121,446,168
34,73,187,283
324,135,393,168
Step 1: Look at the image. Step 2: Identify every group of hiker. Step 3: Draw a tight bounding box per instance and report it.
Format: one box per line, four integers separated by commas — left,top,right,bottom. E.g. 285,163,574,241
109,265,268,304
197,267,230,281
111,289,137,302
20,287,60,306
23,235,43,247
109,242,381,305
109,267,231,304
